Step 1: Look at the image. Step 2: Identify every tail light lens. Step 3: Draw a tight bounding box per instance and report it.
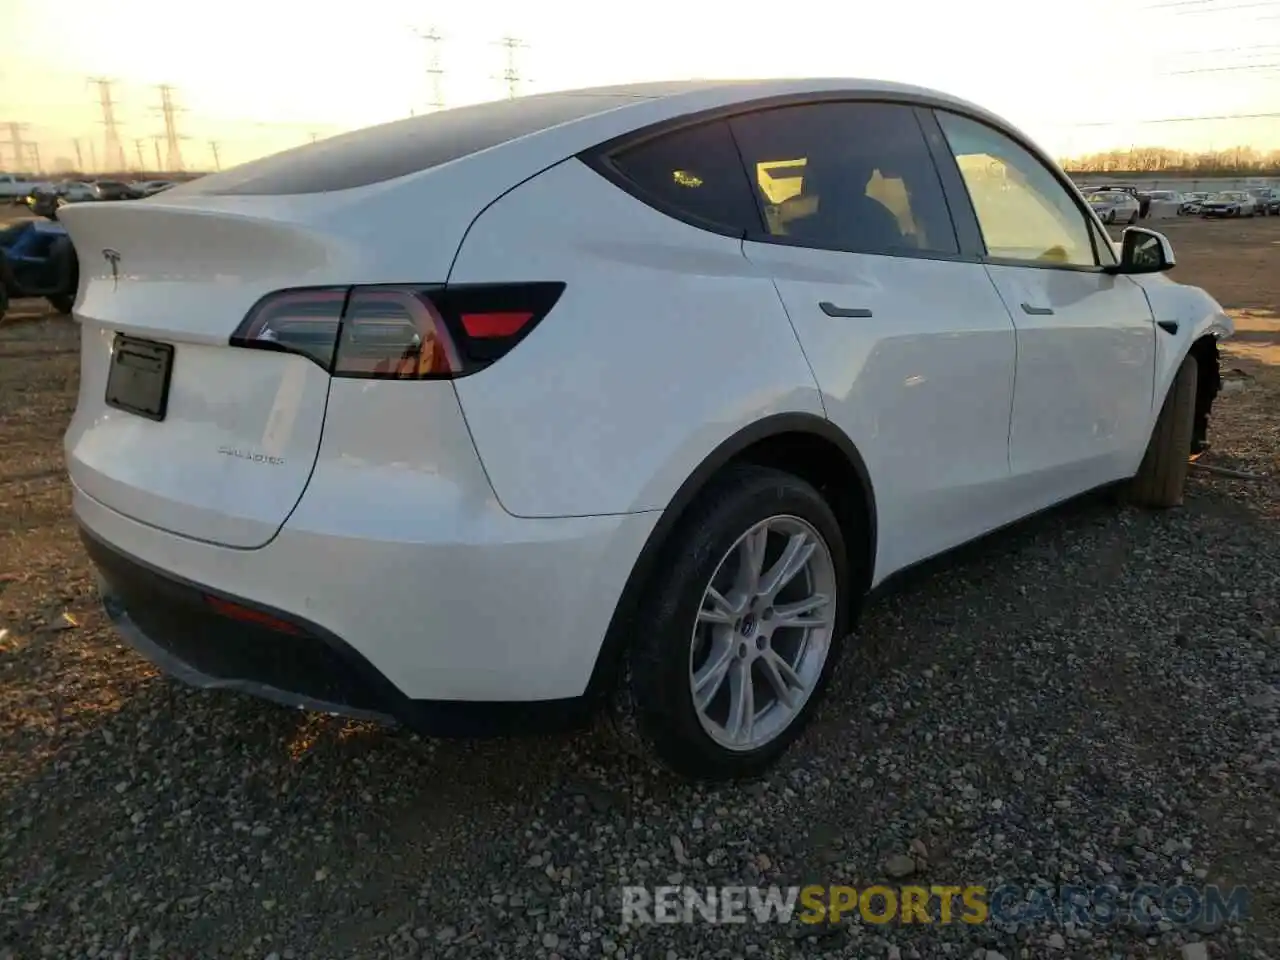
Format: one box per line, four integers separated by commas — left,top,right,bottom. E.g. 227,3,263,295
230,282,564,379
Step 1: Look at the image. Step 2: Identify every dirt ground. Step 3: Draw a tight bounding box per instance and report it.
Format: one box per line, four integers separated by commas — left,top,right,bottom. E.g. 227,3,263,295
0,215,1277,959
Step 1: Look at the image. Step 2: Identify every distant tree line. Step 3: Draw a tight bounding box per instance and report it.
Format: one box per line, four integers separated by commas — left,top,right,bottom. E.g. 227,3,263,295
1060,146,1280,176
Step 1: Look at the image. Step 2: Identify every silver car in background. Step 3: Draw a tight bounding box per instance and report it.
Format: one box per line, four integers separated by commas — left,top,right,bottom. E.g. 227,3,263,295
1087,189,1140,224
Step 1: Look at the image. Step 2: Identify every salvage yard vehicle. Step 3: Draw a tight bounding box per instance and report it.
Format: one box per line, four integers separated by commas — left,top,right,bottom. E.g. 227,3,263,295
59,78,1235,780
0,218,78,320
0,173,48,203
1088,189,1140,224
1248,187,1279,215
1201,191,1257,218
1180,192,1210,215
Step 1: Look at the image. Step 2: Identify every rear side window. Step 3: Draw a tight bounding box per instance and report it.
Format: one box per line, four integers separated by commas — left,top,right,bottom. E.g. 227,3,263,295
607,120,761,235
729,102,959,257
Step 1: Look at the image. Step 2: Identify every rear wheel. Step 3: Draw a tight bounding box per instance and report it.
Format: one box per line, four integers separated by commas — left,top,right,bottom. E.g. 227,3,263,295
1106,210,1117,224
1125,353,1198,508
614,465,853,780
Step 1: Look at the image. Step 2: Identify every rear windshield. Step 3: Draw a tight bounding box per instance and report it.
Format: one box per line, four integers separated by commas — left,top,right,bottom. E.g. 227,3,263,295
173,93,641,197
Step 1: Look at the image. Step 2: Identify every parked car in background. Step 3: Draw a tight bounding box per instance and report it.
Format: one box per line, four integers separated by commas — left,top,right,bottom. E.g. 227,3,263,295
0,218,77,320
1088,189,1140,224
1247,188,1279,215
1200,191,1257,218
1180,192,1210,215
1145,190,1182,208
0,173,48,203
91,180,142,201
131,180,175,197
60,77,1235,780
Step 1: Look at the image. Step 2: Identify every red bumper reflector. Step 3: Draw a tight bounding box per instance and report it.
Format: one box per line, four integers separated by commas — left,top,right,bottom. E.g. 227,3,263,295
460,311,534,338
204,595,304,635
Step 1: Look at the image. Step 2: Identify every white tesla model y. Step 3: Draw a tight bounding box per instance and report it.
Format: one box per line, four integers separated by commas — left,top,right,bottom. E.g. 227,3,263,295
61,78,1233,780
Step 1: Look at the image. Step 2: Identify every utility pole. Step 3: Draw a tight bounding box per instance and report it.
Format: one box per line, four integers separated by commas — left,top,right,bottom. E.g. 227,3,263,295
134,138,146,170
413,26,446,111
209,140,222,171
308,131,320,144
72,137,85,172
2,122,31,172
88,77,128,171
154,84,186,172
493,35,528,99
28,143,42,174
152,137,163,172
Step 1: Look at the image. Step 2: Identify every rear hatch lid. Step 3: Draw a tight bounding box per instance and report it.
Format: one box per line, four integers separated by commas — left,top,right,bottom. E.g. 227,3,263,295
60,196,464,548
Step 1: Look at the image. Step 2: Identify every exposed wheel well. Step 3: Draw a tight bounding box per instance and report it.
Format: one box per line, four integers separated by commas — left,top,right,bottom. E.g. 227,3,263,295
1188,334,1221,451
584,415,876,701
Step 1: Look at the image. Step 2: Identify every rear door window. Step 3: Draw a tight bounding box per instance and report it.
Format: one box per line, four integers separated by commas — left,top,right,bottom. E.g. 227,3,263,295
607,120,763,235
727,102,959,257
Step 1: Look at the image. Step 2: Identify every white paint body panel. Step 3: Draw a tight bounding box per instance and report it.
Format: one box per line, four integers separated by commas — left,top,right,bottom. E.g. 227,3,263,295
983,266,1157,487
73,378,658,701
740,243,1018,581
449,159,825,518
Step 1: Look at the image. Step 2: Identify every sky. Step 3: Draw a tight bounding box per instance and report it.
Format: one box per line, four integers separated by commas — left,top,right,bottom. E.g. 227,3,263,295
1,0,1278,173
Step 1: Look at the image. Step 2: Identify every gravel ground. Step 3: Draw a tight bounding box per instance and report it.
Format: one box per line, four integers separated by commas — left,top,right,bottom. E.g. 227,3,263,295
1,219,1278,959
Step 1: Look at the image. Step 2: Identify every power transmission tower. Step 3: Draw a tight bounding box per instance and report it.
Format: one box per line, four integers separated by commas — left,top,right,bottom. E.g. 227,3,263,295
72,138,85,171
308,131,320,144
134,138,147,170
152,138,163,171
493,35,529,99
154,84,187,172
414,26,446,110
209,140,222,171
2,122,30,172
28,143,42,174
89,141,99,173
88,77,128,171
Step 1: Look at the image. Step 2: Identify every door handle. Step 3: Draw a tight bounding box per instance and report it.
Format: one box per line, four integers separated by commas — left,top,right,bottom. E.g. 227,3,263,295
819,302,873,319
1020,303,1055,316
1157,320,1179,335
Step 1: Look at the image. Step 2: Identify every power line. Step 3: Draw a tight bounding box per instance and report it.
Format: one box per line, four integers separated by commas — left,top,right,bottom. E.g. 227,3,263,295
413,26,446,111
154,84,187,172
1065,111,1280,127
1,122,31,172
88,77,127,171
493,35,528,99
1168,61,1280,73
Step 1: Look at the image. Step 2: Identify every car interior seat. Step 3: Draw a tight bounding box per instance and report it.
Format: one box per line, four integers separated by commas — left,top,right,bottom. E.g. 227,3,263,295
791,155,906,252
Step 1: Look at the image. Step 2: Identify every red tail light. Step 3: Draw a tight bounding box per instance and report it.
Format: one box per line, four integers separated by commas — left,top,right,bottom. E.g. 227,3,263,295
230,282,563,379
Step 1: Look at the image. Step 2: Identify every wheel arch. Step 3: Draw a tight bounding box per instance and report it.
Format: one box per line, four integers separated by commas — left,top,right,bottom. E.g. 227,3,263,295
583,412,877,700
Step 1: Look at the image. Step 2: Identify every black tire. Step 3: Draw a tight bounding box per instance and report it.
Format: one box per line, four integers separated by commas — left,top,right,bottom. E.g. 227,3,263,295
1128,211,1138,224
1106,210,1116,224
613,464,855,780
47,294,74,315
1125,354,1198,508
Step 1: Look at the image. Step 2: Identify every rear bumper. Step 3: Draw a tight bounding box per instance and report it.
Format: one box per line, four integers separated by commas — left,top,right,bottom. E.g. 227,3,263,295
73,479,658,730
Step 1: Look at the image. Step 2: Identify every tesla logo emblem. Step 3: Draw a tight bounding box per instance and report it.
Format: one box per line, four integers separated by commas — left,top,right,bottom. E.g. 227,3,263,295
102,248,121,288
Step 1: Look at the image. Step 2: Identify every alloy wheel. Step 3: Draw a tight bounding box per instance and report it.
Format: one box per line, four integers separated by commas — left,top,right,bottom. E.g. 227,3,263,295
688,515,837,752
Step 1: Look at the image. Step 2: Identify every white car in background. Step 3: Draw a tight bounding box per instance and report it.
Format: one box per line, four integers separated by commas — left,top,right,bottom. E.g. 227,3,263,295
59,78,1234,780
1088,189,1141,224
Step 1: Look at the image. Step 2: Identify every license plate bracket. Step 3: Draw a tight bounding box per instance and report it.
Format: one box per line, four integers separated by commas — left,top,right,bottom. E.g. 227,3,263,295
105,335,174,422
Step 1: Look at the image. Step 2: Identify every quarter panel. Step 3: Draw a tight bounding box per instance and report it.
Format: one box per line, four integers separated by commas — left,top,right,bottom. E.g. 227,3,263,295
448,158,825,518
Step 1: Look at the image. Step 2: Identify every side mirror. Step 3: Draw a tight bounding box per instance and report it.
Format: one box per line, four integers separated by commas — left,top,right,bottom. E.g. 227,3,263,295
1113,226,1175,274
